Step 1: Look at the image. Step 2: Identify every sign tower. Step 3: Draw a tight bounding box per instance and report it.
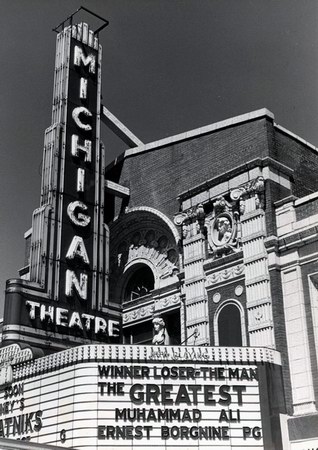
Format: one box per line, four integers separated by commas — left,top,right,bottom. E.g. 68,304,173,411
3,12,121,351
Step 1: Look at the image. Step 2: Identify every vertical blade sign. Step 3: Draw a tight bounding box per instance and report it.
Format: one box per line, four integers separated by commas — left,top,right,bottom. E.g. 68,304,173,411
2,28,120,350
62,41,97,305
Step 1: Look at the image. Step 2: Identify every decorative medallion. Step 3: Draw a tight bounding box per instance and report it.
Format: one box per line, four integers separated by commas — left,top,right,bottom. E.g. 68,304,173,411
204,196,241,258
235,285,244,297
210,213,235,247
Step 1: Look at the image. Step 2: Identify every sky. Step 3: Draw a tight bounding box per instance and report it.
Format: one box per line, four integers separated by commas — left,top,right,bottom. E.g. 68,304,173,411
0,0,317,313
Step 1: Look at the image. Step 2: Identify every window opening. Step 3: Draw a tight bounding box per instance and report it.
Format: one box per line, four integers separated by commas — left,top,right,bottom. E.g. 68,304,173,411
124,265,154,302
218,303,243,346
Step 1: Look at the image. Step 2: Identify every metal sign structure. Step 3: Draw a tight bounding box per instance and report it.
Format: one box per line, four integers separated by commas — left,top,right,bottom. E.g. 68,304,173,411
3,22,120,351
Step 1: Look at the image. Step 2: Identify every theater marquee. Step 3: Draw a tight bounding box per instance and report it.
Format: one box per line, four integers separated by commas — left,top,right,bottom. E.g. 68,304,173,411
0,344,285,449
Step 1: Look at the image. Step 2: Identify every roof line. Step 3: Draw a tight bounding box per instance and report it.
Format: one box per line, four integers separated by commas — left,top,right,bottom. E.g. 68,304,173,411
274,123,318,153
123,108,274,159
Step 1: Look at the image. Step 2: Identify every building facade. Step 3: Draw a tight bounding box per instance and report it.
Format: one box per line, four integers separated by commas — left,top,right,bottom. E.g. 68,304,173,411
0,19,318,449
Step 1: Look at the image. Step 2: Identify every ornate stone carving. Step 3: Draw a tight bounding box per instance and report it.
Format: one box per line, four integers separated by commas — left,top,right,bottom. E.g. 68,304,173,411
155,293,180,311
213,197,229,215
174,204,205,239
207,197,241,257
230,176,265,212
110,208,181,303
205,264,244,287
174,212,187,226
122,293,180,325
174,178,265,260
111,229,179,280
210,213,234,244
230,176,265,200
247,303,272,330
123,304,155,324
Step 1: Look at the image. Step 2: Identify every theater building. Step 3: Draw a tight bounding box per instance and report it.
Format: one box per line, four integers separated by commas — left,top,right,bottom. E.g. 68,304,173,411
1,15,318,450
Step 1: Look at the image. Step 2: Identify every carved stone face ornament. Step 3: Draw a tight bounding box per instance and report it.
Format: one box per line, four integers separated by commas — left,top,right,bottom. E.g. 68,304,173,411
208,209,239,258
213,214,233,246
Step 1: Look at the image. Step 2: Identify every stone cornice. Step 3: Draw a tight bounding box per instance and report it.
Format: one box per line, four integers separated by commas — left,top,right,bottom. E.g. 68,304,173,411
277,225,318,252
178,157,293,202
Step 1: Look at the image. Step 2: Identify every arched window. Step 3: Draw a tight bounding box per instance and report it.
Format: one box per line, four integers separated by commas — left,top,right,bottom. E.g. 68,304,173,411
124,265,154,303
214,301,246,346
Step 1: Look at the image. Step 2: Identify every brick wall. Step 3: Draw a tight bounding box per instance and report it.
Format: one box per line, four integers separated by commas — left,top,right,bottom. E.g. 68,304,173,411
109,118,272,222
106,117,318,232
269,268,293,414
273,129,318,197
265,180,291,236
106,121,318,237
